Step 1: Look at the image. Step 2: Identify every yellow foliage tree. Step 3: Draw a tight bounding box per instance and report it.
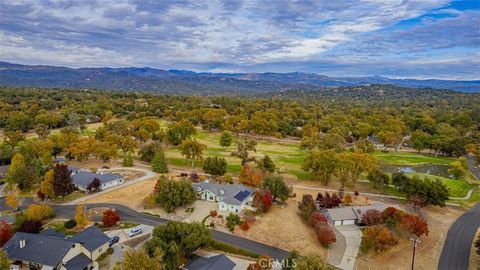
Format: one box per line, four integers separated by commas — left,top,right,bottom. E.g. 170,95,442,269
25,204,54,221
40,169,55,199
75,204,88,228
5,187,21,211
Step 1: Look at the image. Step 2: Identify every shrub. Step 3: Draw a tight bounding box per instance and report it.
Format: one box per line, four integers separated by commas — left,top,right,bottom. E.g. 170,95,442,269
361,209,382,226
298,195,316,222
226,213,241,232
102,209,120,227
315,225,336,247
309,211,327,227
64,219,77,229
0,221,13,247
107,247,114,255
381,207,404,229
401,214,429,237
18,220,42,234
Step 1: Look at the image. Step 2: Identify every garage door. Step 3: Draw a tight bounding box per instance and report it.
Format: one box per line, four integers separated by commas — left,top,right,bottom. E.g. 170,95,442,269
342,220,355,225
334,220,342,226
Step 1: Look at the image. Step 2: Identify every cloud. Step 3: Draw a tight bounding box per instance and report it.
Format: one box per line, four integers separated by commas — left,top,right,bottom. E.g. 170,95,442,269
0,0,477,79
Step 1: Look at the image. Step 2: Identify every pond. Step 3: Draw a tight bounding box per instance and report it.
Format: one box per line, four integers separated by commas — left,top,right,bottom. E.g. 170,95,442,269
380,163,451,178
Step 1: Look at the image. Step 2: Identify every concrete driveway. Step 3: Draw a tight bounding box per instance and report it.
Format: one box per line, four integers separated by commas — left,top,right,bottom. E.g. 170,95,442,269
334,225,362,270
184,200,218,223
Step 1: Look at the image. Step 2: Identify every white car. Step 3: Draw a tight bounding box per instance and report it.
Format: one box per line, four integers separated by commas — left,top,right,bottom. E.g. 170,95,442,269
127,226,143,237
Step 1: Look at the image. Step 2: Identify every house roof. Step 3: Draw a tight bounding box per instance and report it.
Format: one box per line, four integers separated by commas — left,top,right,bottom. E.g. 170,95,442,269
324,204,390,221
64,253,92,270
3,232,75,267
193,182,254,206
68,226,110,252
71,170,123,186
184,254,236,270
0,165,10,178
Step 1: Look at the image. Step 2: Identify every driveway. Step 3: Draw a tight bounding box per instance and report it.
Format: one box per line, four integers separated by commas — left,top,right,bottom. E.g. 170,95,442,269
330,225,362,270
184,200,218,223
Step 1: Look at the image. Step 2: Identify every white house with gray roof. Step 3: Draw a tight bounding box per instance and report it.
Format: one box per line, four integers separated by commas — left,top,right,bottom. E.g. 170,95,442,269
322,204,389,226
192,181,255,213
69,166,124,192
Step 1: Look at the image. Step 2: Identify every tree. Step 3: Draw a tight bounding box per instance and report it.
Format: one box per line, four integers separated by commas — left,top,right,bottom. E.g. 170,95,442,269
367,169,390,188
226,213,241,232
475,234,480,256
448,158,467,179
167,119,197,146
247,255,272,270
220,130,234,147
381,207,404,229
154,176,196,213
4,130,25,149
179,138,206,167
231,139,257,166
315,225,336,247
282,250,300,270
0,221,13,247
17,220,43,234
139,142,163,162
302,149,338,185
40,169,55,199
122,153,134,167
145,221,210,270
151,150,168,173
402,214,429,238
361,225,398,253
361,209,382,226
253,188,273,213
53,164,74,198
5,153,31,189
103,209,121,227
261,175,290,202
335,151,377,188
202,157,227,177
294,254,330,270
86,178,101,193
5,187,21,211
75,204,88,228
309,211,328,227
298,195,316,222
0,250,9,270
258,155,276,173
117,248,165,270
238,165,263,187
393,174,449,207
25,204,55,221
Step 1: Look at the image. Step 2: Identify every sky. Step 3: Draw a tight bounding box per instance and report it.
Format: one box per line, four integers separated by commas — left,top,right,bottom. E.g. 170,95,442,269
0,0,479,79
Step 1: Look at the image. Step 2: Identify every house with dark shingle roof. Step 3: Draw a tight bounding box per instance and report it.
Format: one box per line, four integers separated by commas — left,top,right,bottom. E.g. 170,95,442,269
192,181,255,213
2,226,111,270
183,254,236,270
69,166,124,191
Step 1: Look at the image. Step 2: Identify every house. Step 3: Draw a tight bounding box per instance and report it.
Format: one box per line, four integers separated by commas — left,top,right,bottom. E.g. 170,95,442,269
68,226,111,260
183,254,236,270
69,167,124,191
0,215,16,225
323,204,388,226
0,165,10,179
367,134,383,148
2,226,110,270
192,181,255,213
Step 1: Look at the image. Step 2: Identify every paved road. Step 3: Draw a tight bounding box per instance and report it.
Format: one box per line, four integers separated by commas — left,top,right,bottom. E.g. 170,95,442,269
438,201,480,270
52,203,289,260
466,154,480,180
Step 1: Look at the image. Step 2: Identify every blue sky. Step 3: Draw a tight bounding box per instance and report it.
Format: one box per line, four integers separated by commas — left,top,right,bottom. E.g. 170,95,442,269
0,0,478,79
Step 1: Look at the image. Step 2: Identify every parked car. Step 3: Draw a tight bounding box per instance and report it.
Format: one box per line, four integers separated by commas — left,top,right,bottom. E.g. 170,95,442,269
109,236,120,247
127,226,143,237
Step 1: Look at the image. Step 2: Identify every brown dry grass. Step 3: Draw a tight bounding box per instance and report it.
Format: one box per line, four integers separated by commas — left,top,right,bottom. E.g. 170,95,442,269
355,206,464,270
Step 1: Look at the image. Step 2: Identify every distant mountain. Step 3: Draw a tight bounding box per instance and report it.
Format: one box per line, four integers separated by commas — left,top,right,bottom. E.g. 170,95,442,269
0,61,478,93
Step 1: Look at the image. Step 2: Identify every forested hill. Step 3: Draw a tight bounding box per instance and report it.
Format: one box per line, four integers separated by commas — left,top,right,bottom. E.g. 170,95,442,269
1,61,479,94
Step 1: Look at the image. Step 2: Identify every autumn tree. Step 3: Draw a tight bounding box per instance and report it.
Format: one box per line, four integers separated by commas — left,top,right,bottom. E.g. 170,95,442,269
309,211,328,227
253,188,273,213
75,204,88,228
179,138,206,167
151,150,168,173
25,204,55,221
239,165,263,187
231,139,257,166
302,149,338,185
5,186,21,211
116,247,165,270
40,169,55,199
167,119,197,146
0,249,9,270
4,130,25,149
361,209,382,226
103,209,121,227
202,157,227,177
381,207,404,229
316,225,336,247
219,130,234,147
401,214,429,238
335,151,377,188
5,152,31,189
139,141,163,162
0,221,13,247
298,195,316,222
361,225,398,253
261,175,290,202
53,164,74,198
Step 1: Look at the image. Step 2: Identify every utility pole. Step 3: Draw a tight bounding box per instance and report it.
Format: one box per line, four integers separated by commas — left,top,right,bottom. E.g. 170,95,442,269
410,238,421,270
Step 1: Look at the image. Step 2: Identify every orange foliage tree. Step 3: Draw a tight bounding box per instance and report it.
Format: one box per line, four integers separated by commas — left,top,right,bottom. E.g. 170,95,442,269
103,209,121,227
402,214,429,238
239,165,263,187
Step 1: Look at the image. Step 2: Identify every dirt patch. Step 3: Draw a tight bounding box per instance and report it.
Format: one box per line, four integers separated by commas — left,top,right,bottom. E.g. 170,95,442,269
106,169,146,181
355,206,465,270
235,197,327,258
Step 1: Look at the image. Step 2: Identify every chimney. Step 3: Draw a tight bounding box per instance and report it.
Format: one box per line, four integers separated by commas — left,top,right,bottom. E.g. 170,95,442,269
19,238,25,248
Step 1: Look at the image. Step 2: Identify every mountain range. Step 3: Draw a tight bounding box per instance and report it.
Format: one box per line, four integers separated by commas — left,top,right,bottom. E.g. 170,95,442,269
1,61,479,94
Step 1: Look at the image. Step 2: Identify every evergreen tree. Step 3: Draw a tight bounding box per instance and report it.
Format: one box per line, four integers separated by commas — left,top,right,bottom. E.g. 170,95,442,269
219,130,233,147
202,156,227,177
151,150,168,173
259,155,276,173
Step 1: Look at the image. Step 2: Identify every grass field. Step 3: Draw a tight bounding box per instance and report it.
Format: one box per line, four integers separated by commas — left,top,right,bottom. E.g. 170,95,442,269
374,151,454,165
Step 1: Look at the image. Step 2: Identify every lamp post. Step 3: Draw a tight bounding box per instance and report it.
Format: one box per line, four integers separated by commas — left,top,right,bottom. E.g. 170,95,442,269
410,238,421,270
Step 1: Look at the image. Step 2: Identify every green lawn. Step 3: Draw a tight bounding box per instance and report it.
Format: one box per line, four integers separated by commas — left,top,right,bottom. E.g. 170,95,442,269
374,151,454,165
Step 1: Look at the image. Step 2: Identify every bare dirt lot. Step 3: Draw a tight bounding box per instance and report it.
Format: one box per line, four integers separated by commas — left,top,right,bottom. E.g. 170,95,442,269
355,206,465,270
